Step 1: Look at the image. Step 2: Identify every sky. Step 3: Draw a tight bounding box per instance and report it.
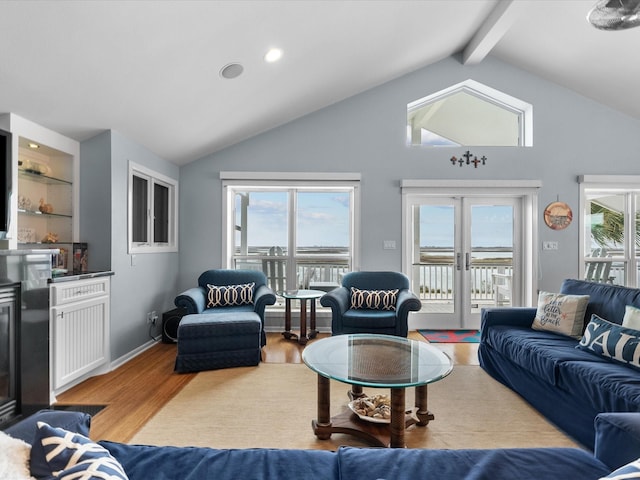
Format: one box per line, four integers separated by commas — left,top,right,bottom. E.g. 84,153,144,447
235,192,513,250
236,191,350,249
420,204,513,248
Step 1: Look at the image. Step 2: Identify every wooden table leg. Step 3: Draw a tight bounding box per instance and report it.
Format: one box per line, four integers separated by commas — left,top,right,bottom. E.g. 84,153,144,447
282,298,294,340
348,383,365,401
390,388,406,448
308,298,318,339
312,374,332,440
299,299,308,345
414,384,434,426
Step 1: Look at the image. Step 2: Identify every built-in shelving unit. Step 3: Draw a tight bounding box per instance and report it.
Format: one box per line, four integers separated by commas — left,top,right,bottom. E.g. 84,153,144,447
18,168,73,244
0,113,79,263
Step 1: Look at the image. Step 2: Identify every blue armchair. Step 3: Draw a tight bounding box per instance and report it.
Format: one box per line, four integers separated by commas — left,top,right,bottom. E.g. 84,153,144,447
174,269,276,346
320,271,422,337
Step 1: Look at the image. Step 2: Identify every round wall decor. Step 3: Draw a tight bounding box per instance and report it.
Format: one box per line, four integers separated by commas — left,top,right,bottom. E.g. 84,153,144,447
544,201,573,230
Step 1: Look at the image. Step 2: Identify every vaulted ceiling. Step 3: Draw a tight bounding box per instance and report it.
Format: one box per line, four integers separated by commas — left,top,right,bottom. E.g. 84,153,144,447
0,1,637,165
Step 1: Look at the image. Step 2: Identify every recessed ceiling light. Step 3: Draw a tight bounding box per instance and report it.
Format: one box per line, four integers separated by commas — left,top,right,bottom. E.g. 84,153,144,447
264,48,283,63
220,63,244,80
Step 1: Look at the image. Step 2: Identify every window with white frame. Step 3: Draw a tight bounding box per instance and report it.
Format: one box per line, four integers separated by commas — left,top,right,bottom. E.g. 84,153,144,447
222,173,360,295
580,176,640,287
128,162,178,253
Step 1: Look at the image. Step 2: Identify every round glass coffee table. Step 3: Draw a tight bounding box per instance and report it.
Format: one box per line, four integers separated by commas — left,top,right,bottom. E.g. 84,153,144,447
302,334,453,448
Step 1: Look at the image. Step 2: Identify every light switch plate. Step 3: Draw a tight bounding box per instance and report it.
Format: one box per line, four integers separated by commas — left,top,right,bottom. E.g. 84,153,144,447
543,241,558,250
383,240,396,250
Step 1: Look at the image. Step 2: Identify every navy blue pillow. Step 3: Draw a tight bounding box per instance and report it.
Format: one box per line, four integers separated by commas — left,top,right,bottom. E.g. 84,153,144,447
35,422,128,480
577,314,640,370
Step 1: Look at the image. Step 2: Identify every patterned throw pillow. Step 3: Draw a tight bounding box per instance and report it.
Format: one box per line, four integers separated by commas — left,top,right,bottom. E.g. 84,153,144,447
599,457,640,479
531,291,590,338
206,282,255,308
577,314,640,371
350,287,398,311
623,305,640,330
35,422,129,480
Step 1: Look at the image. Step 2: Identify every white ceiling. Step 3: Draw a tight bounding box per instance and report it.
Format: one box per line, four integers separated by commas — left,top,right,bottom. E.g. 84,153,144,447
0,0,638,166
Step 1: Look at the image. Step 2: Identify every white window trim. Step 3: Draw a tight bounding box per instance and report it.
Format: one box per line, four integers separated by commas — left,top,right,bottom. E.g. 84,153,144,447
400,179,541,307
221,172,361,272
407,79,533,147
578,175,640,286
128,161,178,254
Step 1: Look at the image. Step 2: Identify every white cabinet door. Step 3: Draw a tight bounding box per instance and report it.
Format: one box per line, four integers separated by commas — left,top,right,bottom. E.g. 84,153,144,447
50,278,110,391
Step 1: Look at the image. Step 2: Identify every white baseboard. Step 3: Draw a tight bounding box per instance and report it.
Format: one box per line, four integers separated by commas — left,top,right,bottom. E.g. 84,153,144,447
110,338,160,371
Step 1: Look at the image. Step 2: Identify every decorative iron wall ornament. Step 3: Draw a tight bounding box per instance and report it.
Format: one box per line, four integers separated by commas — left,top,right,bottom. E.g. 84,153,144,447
450,150,487,168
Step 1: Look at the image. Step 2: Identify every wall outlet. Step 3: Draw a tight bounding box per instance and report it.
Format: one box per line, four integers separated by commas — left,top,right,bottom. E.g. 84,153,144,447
146,312,153,324
151,311,158,325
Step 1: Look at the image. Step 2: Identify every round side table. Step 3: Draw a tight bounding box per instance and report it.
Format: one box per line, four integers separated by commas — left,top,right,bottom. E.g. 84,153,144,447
278,289,325,345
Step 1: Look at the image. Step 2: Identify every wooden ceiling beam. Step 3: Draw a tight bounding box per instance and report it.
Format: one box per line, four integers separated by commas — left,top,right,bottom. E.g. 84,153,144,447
462,0,525,65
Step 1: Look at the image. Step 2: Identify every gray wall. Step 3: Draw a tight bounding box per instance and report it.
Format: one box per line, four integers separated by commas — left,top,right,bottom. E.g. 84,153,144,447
81,54,640,360
178,55,640,295
80,131,111,271
81,130,180,362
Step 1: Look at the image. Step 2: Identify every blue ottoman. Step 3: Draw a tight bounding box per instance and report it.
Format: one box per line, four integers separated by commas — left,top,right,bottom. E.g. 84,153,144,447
174,312,262,372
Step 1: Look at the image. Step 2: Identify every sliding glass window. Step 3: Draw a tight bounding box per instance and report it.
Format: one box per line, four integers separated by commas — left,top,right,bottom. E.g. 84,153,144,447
224,181,358,295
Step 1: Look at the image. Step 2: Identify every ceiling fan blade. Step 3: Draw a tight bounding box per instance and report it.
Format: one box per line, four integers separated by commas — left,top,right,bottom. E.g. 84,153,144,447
588,0,640,30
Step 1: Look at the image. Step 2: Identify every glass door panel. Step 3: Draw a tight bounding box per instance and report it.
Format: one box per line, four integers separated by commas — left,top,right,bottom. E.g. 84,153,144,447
415,201,457,316
410,196,519,329
469,202,514,315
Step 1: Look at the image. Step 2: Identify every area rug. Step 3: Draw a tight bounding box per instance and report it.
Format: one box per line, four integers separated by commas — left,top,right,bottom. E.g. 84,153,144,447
130,363,577,451
419,329,480,343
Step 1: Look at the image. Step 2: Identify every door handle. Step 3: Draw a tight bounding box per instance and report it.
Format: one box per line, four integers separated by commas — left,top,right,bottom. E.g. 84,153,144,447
465,253,470,271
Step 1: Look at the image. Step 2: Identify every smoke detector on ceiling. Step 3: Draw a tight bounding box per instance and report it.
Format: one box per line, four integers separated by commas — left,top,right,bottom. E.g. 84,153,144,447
220,63,244,80
587,0,640,30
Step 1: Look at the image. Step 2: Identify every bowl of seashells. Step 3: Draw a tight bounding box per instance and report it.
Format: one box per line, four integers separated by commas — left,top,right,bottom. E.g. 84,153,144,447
348,394,391,423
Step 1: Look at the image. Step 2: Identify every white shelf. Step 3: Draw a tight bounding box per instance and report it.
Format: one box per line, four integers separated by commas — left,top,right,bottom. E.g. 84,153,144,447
18,170,72,186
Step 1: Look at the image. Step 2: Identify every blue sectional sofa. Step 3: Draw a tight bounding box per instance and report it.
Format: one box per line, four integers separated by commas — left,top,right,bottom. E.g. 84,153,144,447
479,279,640,450
5,409,640,479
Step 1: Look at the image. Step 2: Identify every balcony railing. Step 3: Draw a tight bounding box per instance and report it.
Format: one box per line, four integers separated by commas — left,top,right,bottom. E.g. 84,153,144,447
233,248,349,293
234,246,517,303
413,263,513,302
413,247,513,303
231,246,639,314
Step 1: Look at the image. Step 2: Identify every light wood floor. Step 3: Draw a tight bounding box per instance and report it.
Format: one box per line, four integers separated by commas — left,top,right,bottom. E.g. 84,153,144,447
56,331,479,443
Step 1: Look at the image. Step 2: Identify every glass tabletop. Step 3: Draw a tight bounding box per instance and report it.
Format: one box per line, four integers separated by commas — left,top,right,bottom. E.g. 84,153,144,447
302,334,453,388
278,289,325,299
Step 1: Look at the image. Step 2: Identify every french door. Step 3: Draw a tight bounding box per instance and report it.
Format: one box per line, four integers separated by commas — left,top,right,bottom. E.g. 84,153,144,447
403,189,534,330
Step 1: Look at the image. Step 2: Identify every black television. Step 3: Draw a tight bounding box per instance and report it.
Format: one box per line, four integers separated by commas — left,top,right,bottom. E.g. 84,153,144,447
0,128,11,237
